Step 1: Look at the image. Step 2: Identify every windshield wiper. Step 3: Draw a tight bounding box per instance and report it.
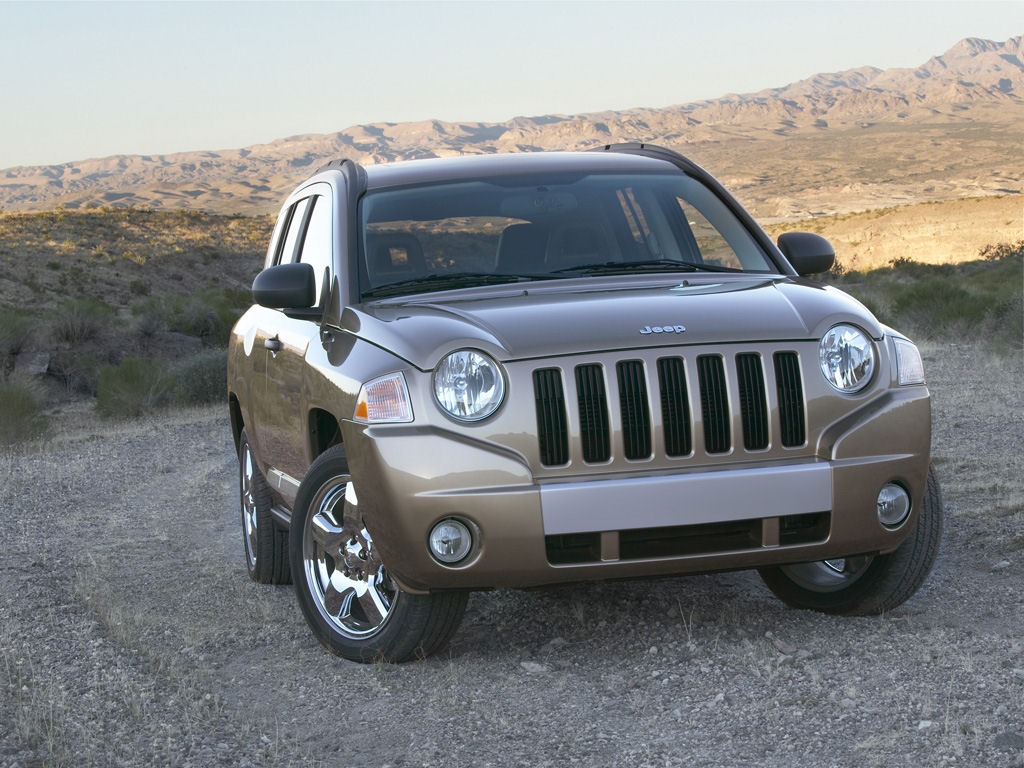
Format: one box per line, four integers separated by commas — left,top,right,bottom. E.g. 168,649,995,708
551,259,698,275
551,259,744,275
362,272,559,299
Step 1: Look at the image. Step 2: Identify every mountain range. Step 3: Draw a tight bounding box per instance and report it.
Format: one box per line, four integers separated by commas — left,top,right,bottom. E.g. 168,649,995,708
2,35,1022,220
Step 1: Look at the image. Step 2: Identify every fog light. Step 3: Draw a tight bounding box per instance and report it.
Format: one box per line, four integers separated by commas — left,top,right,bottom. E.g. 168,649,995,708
877,484,911,528
429,519,472,564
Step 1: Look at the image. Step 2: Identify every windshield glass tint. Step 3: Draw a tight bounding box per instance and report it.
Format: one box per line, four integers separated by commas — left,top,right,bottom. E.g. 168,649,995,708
359,172,774,298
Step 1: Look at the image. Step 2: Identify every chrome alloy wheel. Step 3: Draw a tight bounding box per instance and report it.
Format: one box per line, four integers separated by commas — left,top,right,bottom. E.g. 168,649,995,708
240,443,259,570
778,556,874,593
301,475,397,638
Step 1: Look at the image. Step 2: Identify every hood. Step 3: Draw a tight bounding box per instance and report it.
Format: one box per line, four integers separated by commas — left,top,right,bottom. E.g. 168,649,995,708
341,275,882,370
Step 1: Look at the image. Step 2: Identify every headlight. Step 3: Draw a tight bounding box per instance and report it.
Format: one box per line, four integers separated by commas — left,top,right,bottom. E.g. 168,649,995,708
894,338,925,386
819,324,875,393
433,349,505,422
354,372,414,423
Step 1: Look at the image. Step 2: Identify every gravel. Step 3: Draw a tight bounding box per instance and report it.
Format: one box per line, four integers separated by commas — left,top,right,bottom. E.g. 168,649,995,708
1,345,1022,767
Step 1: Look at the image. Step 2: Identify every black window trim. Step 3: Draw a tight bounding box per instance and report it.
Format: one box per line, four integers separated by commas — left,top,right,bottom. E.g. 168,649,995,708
271,202,296,266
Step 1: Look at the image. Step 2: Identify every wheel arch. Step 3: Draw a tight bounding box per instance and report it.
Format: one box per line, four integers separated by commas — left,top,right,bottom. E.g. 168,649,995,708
228,393,244,451
308,407,343,462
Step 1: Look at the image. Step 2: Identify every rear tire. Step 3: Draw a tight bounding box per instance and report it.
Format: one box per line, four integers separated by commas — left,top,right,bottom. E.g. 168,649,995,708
289,444,468,662
238,428,291,584
759,463,943,615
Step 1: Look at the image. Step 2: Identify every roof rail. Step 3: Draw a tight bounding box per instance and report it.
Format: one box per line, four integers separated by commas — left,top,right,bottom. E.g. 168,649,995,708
596,142,717,181
591,142,676,155
592,142,702,172
314,158,354,175
311,158,368,193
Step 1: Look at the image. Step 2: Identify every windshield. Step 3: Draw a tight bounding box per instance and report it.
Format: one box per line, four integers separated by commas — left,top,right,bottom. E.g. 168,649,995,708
358,172,776,299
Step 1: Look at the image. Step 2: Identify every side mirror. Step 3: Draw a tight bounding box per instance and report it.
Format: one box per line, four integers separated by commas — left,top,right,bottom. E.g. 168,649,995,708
252,263,316,309
777,232,836,276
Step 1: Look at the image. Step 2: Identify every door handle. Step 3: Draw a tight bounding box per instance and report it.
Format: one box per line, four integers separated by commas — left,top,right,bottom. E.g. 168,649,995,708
264,337,283,352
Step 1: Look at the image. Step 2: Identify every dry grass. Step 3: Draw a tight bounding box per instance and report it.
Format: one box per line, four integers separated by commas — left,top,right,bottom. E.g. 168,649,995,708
0,379,48,443
0,207,271,313
820,251,1023,353
765,195,1024,271
0,632,72,762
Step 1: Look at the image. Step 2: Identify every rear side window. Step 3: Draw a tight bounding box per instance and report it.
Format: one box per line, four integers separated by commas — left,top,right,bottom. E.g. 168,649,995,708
297,195,333,304
275,197,311,265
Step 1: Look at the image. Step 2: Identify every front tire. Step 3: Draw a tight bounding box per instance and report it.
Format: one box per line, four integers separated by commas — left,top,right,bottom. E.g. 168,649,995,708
759,463,943,615
289,444,468,662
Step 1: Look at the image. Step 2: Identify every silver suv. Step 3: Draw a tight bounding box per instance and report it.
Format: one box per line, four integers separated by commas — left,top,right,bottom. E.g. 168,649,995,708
227,144,942,662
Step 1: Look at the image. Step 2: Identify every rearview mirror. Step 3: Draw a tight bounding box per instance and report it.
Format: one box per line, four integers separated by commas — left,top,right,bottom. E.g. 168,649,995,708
777,232,836,276
252,263,316,309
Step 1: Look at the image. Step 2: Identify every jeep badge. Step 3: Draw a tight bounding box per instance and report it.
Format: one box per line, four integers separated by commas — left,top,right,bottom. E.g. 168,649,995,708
640,325,686,334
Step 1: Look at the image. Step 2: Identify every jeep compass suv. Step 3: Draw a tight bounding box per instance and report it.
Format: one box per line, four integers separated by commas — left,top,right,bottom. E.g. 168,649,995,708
227,144,941,662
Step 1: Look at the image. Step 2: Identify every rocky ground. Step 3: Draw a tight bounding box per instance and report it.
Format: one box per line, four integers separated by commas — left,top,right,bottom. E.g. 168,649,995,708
1,344,1022,768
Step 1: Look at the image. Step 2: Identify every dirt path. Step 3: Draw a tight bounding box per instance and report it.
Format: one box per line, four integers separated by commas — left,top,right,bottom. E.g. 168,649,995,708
1,347,1022,768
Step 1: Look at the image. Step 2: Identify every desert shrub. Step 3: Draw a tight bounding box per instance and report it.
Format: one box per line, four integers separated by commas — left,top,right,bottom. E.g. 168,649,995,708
890,277,991,332
171,297,220,340
168,349,227,405
827,246,1022,352
50,297,114,346
136,309,165,338
130,296,162,317
0,309,33,358
979,240,1024,262
171,288,249,345
850,292,883,320
96,357,170,419
50,351,103,395
129,279,150,296
983,292,1024,353
135,288,249,346
0,381,47,444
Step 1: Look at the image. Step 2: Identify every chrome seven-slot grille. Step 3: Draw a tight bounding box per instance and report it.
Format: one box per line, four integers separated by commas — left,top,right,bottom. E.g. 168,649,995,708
532,350,806,467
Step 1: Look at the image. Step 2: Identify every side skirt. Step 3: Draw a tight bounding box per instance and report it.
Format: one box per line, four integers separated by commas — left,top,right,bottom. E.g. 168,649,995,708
270,505,292,529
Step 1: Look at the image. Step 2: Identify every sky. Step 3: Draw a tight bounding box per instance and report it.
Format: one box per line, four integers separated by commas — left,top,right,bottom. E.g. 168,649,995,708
1,1,1022,169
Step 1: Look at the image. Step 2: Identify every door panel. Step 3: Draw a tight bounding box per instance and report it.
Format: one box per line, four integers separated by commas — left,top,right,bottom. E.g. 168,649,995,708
260,190,336,483
261,319,313,481
244,196,312,481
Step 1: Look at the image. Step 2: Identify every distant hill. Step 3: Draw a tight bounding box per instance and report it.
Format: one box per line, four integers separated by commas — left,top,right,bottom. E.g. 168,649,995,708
2,36,1022,220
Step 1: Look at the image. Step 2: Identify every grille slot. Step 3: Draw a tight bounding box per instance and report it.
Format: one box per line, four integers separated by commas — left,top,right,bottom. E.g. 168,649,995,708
575,364,611,463
774,352,806,447
657,357,692,457
697,355,731,454
616,360,651,460
736,353,769,450
533,368,568,466
780,511,830,544
545,533,601,565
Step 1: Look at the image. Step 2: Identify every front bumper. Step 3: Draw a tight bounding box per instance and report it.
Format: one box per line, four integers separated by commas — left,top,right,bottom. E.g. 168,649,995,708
341,386,931,593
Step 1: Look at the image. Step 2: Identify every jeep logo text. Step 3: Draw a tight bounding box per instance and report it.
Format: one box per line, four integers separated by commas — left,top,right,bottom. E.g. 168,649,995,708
640,325,686,335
